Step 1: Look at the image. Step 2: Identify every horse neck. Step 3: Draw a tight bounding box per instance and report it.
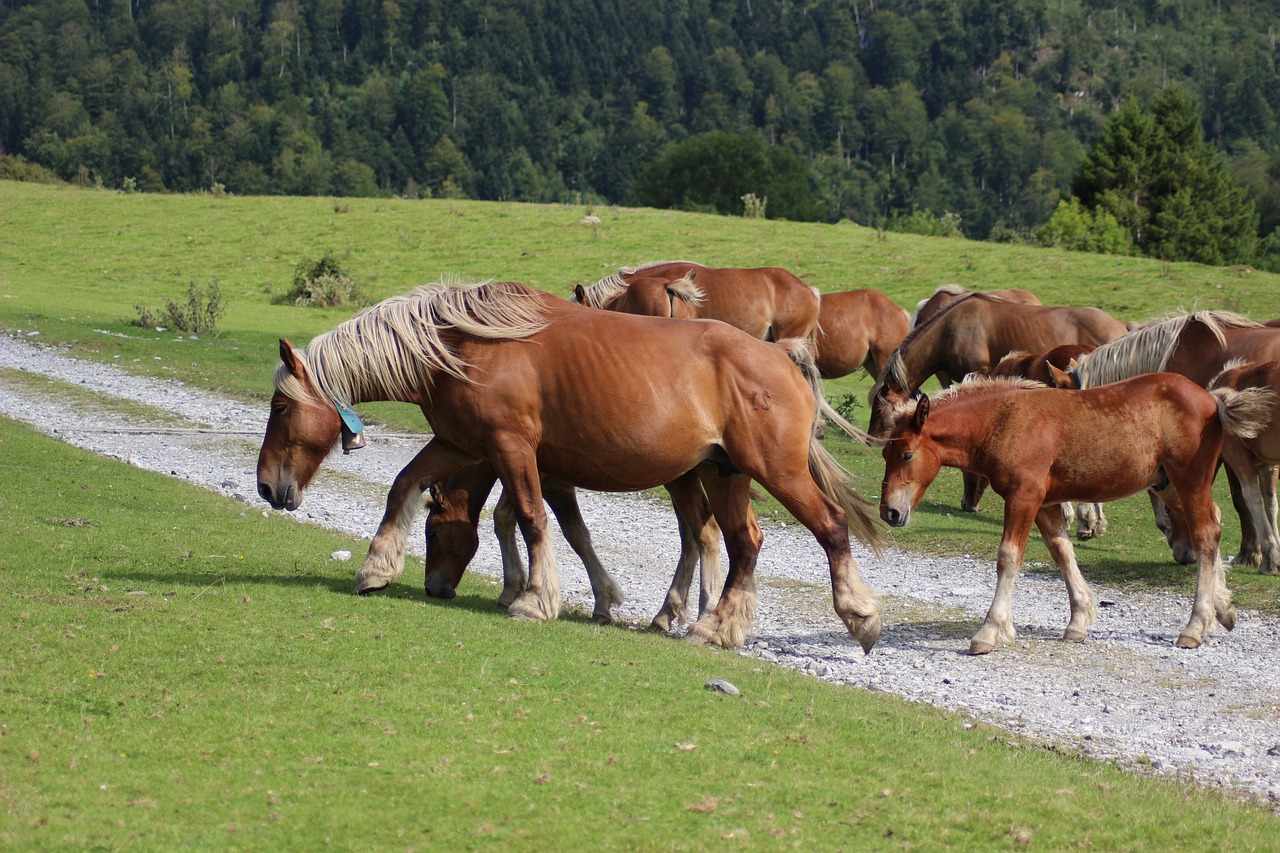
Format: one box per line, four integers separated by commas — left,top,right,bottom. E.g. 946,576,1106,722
889,321,948,392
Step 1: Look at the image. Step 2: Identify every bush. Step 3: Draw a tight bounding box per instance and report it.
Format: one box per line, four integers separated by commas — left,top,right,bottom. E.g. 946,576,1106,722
278,253,365,307
1036,198,1132,255
132,280,226,335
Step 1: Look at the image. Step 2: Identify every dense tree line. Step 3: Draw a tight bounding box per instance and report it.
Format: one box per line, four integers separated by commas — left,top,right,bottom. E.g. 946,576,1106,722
2,0,1278,264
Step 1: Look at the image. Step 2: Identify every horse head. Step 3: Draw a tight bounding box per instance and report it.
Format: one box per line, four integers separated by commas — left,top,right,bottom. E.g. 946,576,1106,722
256,338,344,511
422,478,482,599
878,394,941,527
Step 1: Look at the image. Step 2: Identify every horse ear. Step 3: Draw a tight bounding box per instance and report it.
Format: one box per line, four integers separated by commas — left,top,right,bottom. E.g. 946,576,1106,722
1047,363,1072,388
912,394,931,429
279,339,300,376
572,284,587,305
424,482,445,512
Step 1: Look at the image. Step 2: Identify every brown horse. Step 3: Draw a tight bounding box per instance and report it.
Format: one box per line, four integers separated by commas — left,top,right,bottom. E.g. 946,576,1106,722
572,273,702,321
421,461,724,630
575,261,821,341
909,283,1042,329
814,289,910,380
868,293,1130,446
256,281,884,651
1073,311,1280,569
878,375,1269,654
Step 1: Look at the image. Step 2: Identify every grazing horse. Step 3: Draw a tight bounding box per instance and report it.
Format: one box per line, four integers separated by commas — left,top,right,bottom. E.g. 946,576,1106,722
878,375,1269,654
909,283,1042,329
814,289,911,380
574,261,822,342
256,281,884,651
1073,311,1280,569
868,293,1129,445
421,461,724,631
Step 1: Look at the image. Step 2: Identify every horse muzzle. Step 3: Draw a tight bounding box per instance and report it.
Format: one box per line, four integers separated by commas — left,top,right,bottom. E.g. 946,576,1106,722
880,504,911,528
258,480,302,511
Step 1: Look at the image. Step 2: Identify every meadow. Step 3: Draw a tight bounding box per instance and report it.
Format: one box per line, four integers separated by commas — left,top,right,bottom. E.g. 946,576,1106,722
4,181,1280,847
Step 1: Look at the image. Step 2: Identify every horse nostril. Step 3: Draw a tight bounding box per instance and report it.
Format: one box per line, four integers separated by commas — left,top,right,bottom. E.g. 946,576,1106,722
258,482,273,503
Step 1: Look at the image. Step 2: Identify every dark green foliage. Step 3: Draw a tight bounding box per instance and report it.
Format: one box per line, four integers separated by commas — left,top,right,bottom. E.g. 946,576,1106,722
132,280,225,335
1074,88,1259,264
631,131,825,221
2,0,1278,260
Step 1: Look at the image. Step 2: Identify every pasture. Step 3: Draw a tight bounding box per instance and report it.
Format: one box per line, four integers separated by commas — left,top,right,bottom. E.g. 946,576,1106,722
5,181,1280,844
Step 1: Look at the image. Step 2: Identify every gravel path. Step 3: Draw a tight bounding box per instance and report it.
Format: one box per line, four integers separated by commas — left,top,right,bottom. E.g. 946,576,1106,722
4,331,1280,808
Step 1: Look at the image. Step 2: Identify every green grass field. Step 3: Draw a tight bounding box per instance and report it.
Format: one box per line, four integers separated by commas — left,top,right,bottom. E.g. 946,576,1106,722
4,417,1279,849
4,181,1280,846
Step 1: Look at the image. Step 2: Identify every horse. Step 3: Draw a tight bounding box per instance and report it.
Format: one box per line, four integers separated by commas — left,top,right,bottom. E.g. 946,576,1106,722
256,280,885,651
909,283,1042,329
868,292,1130,452
421,461,724,631
813,289,911,380
574,261,822,342
1072,311,1280,569
877,374,1270,654
968,343,1109,541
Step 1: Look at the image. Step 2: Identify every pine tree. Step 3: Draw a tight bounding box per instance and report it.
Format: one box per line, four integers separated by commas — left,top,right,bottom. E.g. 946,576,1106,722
1073,88,1258,265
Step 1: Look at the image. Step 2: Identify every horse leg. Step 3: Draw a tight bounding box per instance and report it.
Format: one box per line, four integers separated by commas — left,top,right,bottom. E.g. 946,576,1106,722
1262,464,1280,574
356,439,476,595
1075,502,1108,540
490,445,562,622
961,472,988,513
651,470,720,631
1169,472,1232,649
542,481,623,624
970,499,1039,654
1226,465,1263,569
686,473,761,649
490,489,528,608
1034,504,1096,643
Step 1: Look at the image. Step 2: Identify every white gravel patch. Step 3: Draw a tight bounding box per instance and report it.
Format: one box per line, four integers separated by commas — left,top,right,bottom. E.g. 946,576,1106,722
4,331,1280,808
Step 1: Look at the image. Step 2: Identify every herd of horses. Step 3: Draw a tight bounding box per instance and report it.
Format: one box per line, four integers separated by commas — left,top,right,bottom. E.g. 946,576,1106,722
256,261,1280,656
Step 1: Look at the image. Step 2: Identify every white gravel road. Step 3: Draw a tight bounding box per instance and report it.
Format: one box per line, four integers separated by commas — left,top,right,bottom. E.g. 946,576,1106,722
3,330,1280,809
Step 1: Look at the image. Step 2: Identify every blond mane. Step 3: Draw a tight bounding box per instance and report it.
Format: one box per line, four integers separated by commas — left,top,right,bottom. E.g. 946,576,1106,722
1073,310,1258,389
274,280,550,408
880,375,1046,432
575,260,703,308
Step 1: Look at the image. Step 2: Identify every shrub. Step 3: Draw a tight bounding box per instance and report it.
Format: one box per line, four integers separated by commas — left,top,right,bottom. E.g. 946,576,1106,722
132,280,226,335
278,253,365,307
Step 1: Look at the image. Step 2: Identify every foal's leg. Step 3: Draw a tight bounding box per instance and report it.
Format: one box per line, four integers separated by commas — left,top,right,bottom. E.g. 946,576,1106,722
970,498,1039,655
686,473,762,649
652,470,723,631
490,490,529,608
1262,464,1280,574
1169,477,1232,650
1034,504,1096,643
355,439,477,594
541,481,623,624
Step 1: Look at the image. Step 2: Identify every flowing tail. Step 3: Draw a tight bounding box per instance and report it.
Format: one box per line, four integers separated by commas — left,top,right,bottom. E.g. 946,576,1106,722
778,338,884,553
1211,386,1274,439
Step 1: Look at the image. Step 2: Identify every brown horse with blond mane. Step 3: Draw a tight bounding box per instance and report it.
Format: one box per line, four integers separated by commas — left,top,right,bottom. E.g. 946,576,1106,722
878,374,1270,654
256,280,884,651
574,261,821,342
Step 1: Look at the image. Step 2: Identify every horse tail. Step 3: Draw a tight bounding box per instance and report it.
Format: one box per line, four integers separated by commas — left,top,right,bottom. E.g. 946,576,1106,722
1211,385,1274,440
778,339,885,553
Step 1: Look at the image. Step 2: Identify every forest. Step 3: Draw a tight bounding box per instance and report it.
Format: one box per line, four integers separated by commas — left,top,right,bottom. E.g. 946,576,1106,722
2,0,1278,265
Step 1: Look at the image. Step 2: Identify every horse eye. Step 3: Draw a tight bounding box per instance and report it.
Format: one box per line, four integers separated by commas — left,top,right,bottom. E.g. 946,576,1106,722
902,451,915,463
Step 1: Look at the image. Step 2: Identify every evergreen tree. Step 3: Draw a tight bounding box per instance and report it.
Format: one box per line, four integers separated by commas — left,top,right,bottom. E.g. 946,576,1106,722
1073,88,1258,265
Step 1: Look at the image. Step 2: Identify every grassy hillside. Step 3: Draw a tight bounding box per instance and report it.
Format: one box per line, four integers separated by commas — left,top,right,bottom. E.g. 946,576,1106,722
4,180,1280,617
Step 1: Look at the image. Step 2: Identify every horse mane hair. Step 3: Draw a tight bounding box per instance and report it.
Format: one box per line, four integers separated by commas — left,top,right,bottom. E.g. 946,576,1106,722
576,260,703,308
664,272,706,308
1072,310,1259,389
274,280,550,407
880,375,1046,432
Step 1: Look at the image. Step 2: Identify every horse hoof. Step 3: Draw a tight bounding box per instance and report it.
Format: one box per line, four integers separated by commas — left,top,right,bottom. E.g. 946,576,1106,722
1175,633,1202,649
650,613,673,632
1220,607,1237,631
967,639,995,655
354,578,389,596
1061,628,1087,643
846,611,882,654
1260,565,1280,576
592,612,613,626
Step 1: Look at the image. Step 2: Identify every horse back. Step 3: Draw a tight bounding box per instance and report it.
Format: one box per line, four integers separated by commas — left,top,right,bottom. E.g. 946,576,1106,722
634,263,820,340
